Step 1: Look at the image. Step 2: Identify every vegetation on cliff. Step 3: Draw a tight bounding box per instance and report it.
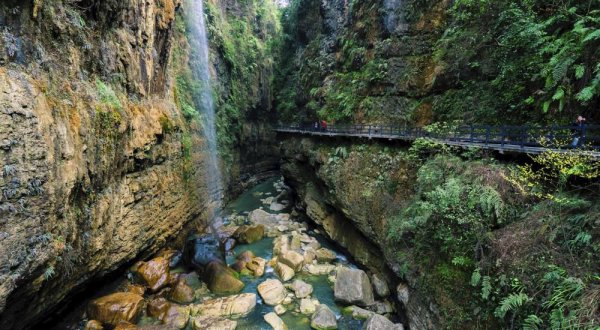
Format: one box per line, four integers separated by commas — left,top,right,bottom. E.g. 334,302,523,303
282,136,599,329
173,0,281,165
274,0,599,125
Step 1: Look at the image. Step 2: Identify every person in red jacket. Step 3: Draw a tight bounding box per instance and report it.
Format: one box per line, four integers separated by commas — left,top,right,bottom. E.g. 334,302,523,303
321,120,327,131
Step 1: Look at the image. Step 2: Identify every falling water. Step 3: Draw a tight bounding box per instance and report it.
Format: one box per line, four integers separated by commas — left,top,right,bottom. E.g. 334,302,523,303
187,0,224,231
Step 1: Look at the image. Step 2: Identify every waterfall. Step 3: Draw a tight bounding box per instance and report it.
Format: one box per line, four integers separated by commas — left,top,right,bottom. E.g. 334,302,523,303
187,0,224,231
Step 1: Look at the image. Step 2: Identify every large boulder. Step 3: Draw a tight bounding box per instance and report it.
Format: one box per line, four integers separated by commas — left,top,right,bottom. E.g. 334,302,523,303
274,262,295,282
258,279,287,306
290,280,313,299
162,304,191,329
300,298,317,315
371,274,390,298
192,316,237,330
246,257,267,277
273,235,290,256
310,304,338,329
315,248,336,263
305,264,335,275
344,306,373,320
191,293,257,319
264,312,288,330
204,261,244,294
279,250,304,272
249,209,277,225
87,292,144,327
233,224,265,244
147,298,172,319
363,314,404,330
137,256,171,292
171,278,195,304
334,268,375,306
183,234,224,273
84,320,104,330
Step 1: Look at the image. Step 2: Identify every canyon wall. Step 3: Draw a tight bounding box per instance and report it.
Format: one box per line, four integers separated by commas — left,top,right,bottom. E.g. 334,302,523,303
0,0,279,328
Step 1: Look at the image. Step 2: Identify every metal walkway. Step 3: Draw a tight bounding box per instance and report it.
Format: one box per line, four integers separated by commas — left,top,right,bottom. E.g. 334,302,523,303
275,124,600,158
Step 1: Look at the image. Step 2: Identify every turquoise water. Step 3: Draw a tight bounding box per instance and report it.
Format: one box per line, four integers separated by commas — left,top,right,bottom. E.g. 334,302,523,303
221,177,364,329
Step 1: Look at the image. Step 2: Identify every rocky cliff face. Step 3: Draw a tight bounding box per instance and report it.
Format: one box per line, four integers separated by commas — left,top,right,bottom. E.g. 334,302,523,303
281,137,442,329
275,0,450,124
0,0,279,328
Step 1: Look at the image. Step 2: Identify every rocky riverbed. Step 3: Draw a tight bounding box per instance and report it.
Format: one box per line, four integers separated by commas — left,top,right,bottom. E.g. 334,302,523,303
54,177,403,330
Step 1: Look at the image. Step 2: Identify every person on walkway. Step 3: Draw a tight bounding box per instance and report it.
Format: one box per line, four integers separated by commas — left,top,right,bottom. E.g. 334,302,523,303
321,120,327,132
314,121,319,131
571,115,586,147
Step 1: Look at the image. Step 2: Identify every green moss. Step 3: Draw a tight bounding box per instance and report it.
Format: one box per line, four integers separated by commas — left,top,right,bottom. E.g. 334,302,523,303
95,79,122,111
159,115,174,134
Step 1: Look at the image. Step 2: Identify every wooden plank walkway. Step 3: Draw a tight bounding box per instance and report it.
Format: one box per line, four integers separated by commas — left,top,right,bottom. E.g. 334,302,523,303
275,125,600,159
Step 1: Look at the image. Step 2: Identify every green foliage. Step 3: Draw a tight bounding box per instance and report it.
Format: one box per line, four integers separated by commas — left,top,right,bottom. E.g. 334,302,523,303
495,292,531,318
434,0,600,123
95,79,122,111
389,155,514,258
43,266,55,281
507,148,600,199
159,115,174,134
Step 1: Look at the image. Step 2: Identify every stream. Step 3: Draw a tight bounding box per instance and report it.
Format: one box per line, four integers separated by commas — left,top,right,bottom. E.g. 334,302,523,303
53,177,385,329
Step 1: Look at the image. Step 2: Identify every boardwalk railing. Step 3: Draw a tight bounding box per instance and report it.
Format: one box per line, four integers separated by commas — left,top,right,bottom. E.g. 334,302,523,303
275,124,600,154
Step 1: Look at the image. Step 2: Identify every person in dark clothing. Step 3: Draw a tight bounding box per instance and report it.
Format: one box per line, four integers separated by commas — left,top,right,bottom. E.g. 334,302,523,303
571,115,586,147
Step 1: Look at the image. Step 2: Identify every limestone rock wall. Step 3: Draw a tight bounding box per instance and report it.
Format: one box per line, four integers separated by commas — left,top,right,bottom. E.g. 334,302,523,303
280,137,442,329
0,1,212,328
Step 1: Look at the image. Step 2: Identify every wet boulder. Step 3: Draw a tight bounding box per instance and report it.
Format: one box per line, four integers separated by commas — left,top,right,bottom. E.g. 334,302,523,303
114,322,137,330
236,250,256,262
183,234,225,273
87,292,144,327
371,274,390,298
258,279,287,306
290,279,313,299
264,312,288,330
246,257,267,277
300,298,317,315
334,268,375,307
363,314,404,330
204,260,244,294
311,304,338,329
84,320,104,330
137,256,171,292
233,224,265,244
279,250,304,272
147,298,190,329
191,293,257,318
162,305,191,329
315,248,336,263
274,262,295,282
171,278,195,304
125,283,146,296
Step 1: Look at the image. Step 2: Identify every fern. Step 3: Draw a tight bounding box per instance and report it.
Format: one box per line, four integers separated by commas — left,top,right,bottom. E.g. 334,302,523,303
523,314,543,330
494,292,530,318
470,268,481,286
481,276,492,300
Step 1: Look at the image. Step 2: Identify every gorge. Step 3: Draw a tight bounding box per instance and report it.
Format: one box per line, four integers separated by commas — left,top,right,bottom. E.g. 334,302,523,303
0,0,598,329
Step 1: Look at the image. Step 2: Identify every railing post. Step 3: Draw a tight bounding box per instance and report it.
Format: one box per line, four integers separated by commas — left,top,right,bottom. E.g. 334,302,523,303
485,126,490,145
470,125,474,143
521,126,526,148
501,126,506,147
